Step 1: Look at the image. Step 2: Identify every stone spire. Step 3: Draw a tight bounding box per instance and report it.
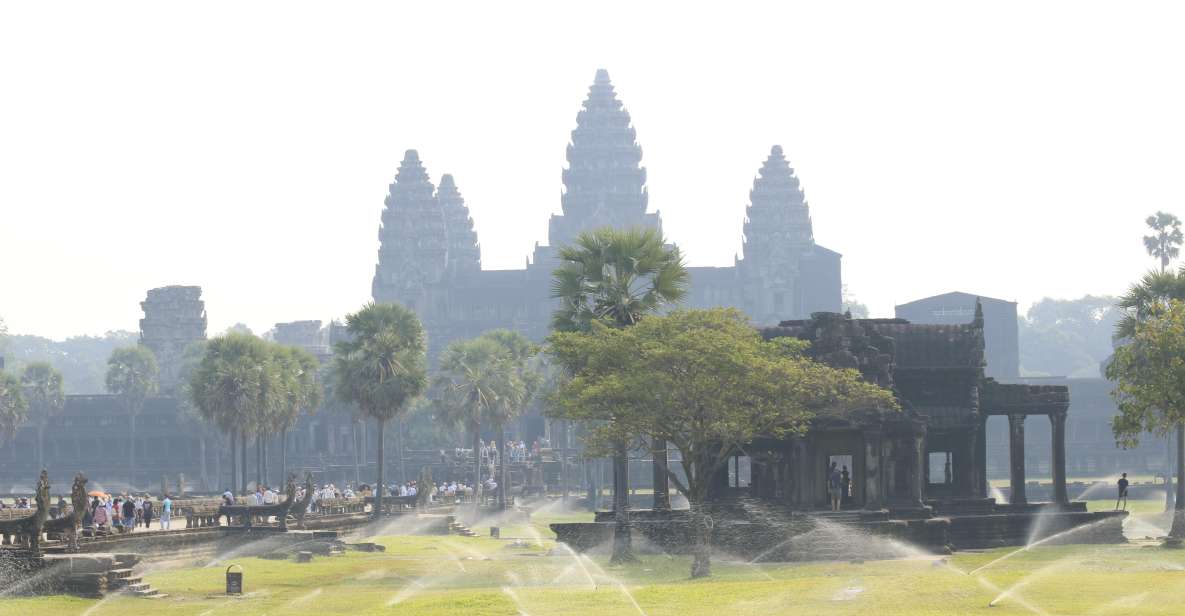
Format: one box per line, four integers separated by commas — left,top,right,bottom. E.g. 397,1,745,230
139,285,207,394
742,145,814,263
737,146,819,324
437,173,481,277
372,150,447,310
547,69,659,249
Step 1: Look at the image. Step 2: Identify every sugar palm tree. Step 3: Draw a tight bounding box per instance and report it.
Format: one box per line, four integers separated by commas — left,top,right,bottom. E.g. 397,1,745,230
1144,211,1184,272
188,333,278,493
21,362,64,473
480,330,538,510
106,346,159,490
0,371,28,445
434,336,510,511
550,226,688,564
331,303,427,519
273,345,323,483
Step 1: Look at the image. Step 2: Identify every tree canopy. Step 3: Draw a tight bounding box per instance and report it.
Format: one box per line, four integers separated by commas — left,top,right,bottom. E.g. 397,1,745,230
547,308,899,577
188,333,279,436
105,345,159,414
1108,299,1185,447
1144,211,1184,271
0,371,27,443
551,227,688,332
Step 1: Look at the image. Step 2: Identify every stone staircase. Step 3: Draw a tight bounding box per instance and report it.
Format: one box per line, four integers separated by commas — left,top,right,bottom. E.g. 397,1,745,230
107,567,165,598
448,518,477,537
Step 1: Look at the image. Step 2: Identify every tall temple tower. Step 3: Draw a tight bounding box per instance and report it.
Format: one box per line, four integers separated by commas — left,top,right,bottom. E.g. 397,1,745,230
139,285,207,393
437,173,481,277
372,150,448,315
734,146,841,324
539,69,660,261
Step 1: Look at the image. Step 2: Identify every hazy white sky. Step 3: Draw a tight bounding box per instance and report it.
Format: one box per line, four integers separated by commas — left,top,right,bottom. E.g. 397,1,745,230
2,1,1182,340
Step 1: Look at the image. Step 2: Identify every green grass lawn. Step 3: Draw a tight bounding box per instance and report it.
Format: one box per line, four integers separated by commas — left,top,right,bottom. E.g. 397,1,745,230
5,519,1185,616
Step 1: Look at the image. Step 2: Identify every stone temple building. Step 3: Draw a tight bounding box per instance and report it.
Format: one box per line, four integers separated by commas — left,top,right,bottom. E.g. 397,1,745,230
372,69,842,356
139,285,207,393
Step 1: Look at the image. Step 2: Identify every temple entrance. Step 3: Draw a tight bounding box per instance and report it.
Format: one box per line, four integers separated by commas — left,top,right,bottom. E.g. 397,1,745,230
829,454,857,507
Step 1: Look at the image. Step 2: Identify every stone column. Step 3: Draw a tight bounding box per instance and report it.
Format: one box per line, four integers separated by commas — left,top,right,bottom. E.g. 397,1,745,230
1050,410,1069,506
863,429,883,510
912,429,926,506
1008,413,1027,505
651,438,670,510
975,414,988,498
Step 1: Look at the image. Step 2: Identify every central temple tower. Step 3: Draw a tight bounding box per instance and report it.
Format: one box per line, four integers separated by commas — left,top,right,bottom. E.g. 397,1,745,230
536,69,661,263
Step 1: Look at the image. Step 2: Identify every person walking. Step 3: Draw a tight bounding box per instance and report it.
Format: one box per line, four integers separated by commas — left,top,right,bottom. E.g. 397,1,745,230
1116,473,1130,511
142,497,154,530
160,494,173,530
841,466,851,506
828,462,842,512
121,497,136,534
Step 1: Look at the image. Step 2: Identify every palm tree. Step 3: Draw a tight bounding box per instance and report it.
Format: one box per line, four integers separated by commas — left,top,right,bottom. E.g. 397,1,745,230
1115,266,1185,519
0,371,28,444
106,346,159,490
188,333,278,493
434,336,509,512
21,362,64,473
479,330,537,510
273,345,322,484
1144,211,1184,272
331,303,427,519
550,226,689,564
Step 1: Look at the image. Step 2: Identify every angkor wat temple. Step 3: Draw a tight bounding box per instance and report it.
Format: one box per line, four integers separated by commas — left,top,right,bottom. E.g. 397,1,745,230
371,69,841,356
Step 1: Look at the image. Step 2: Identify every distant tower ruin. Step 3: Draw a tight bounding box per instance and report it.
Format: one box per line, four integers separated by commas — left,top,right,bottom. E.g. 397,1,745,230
139,285,207,393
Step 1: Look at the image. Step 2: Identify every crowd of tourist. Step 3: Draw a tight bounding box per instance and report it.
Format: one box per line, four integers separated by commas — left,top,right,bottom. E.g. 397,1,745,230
80,493,172,534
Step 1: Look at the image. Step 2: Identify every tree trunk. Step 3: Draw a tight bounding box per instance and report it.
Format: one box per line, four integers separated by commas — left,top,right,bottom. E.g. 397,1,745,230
1169,422,1185,546
229,429,237,494
374,419,386,519
280,428,287,484
498,423,509,510
200,434,209,492
352,421,361,486
129,413,137,490
610,439,637,564
689,498,712,578
255,435,263,488
559,422,569,503
1167,432,1177,512
240,432,248,493
37,422,45,473
472,421,482,515
396,418,407,486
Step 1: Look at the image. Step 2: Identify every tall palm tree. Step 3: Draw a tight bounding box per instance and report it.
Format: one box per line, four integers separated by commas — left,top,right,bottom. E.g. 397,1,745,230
106,346,159,490
1144,211,1184,272
21,362,64,473
1115,266,1185,518
273,345,322,484
434,336,509,512
550,226,688,564
480,330,538,510
331,303,427,519
0,371,28,445
188,333,278,493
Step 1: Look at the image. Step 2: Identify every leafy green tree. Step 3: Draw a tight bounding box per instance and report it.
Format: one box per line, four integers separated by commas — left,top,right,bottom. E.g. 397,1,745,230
1107,299,1185,544
188,333,278,493
551,226,689,563
549,309,898,578
331,303,428,518
21,362,65,472
1145,211,1184,272
106,346,159,488
0,371,28,444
